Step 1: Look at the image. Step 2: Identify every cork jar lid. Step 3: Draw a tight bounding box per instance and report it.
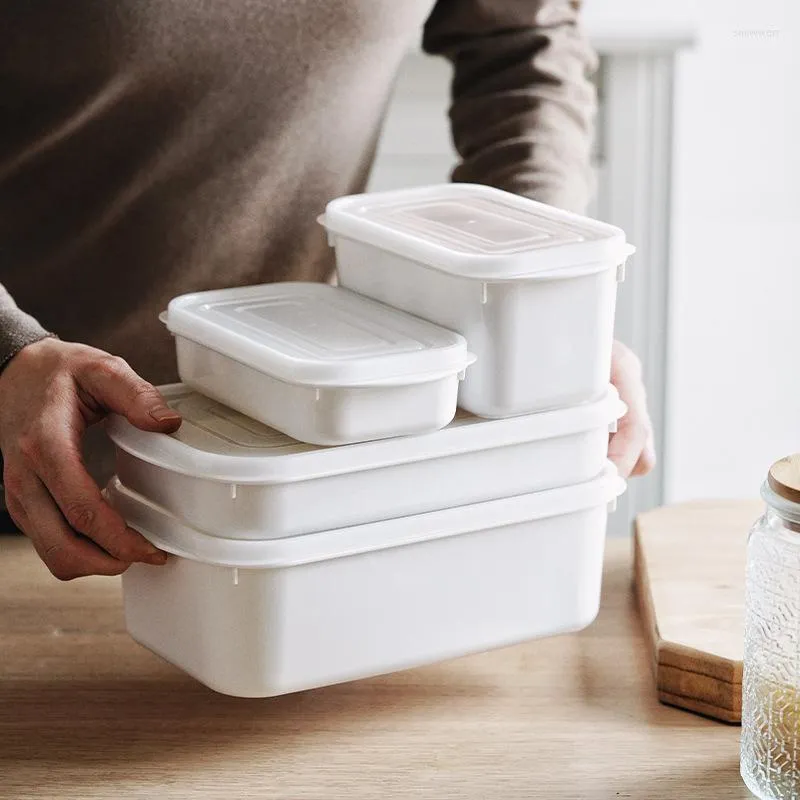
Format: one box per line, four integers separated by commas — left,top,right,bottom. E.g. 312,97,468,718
768,455,800,505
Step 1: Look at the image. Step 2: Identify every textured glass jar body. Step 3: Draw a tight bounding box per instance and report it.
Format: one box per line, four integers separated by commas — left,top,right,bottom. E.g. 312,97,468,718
742,509,800,799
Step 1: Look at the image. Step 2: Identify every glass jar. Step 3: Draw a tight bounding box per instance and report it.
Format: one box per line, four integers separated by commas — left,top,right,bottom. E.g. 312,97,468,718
742,455,800,799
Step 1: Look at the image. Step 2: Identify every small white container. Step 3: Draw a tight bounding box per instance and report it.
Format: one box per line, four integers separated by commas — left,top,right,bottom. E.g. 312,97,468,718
163,282,474,445
321,184,634,417
107,463,625,698
107,384,625,540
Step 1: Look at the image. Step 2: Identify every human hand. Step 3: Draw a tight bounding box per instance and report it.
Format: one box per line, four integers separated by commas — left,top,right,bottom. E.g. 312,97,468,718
0,338,181,580
608,340,656,478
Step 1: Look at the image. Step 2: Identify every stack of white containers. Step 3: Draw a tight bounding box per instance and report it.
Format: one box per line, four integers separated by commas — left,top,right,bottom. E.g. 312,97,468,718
106,184,633,698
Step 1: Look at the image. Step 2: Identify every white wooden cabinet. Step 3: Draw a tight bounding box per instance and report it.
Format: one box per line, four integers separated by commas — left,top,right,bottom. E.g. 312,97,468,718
368,32,693,535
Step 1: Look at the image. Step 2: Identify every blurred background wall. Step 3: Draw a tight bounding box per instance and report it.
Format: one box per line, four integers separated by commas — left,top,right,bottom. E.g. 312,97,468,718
655,0,797,502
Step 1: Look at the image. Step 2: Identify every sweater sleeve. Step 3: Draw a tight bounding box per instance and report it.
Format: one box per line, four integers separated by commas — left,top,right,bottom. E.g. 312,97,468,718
0,284,51,372
422,0,598,214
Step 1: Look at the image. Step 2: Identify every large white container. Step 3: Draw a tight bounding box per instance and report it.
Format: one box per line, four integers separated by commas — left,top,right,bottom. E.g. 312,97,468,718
107,464,625,698
163,282,474,445
321,184,634,417
106,384,625,540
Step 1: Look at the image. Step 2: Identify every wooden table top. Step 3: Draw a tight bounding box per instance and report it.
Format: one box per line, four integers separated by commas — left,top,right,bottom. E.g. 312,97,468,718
0,533,749,800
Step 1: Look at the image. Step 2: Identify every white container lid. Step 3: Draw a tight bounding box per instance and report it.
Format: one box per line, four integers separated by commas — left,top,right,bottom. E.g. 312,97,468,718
321,184,634,280
106,462,625,568
163,283,473,387
106,384,626,485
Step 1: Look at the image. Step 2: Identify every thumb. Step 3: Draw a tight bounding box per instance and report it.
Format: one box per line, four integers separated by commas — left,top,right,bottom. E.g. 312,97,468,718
76,356,182,434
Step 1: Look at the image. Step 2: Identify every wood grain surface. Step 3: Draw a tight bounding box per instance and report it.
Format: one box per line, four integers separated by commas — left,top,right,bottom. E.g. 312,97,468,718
634,500,762,724
0,532,748,800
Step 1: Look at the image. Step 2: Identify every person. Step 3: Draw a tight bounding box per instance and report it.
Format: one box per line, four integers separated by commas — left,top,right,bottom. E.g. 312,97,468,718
0,1,655,582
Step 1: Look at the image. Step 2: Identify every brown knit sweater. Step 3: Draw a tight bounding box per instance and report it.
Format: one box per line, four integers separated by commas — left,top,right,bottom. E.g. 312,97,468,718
0,0,597,386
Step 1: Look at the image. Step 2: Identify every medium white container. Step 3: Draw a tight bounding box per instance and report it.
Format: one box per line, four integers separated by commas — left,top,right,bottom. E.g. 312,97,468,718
107,463,625,698
106,384,625,540
162,282,474,445
321,184,634,417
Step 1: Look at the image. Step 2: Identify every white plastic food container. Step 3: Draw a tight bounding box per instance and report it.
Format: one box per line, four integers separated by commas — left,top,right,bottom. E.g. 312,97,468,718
107,384,625,540
107,463,625,698
321,184,634,417
162,282,474,445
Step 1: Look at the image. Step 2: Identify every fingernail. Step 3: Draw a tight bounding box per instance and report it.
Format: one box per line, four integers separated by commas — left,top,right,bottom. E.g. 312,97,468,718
149,406,181,424
144,551,169,566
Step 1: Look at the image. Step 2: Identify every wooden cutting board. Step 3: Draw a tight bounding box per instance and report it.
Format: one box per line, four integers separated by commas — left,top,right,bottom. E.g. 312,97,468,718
633,499,763,724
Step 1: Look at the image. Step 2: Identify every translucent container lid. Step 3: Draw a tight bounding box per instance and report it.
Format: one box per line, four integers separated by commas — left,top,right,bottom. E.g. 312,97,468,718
106,384,626,484
163,283,473,387
321,184,634,280
106,462,625,567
